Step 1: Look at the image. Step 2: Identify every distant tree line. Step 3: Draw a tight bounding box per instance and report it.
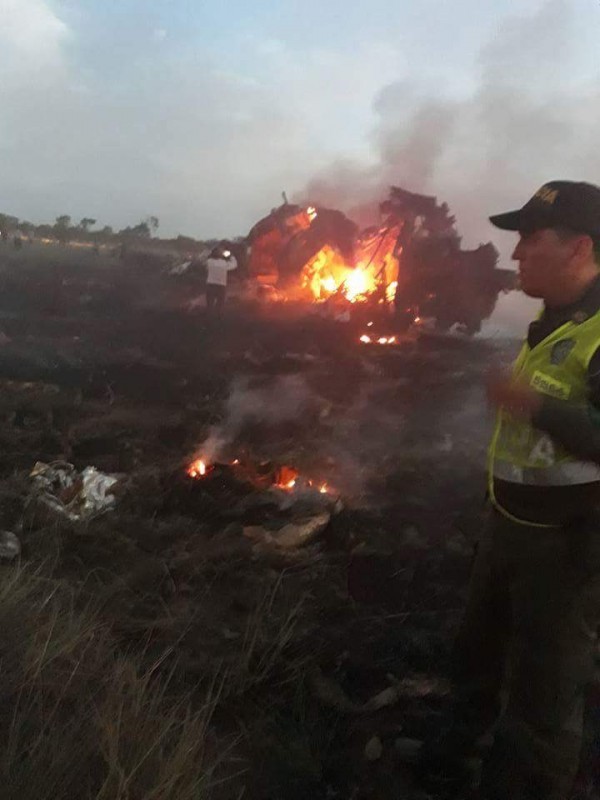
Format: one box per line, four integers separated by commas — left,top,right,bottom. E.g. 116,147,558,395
0,212,165,245
0,211,229,250
0,212,248,260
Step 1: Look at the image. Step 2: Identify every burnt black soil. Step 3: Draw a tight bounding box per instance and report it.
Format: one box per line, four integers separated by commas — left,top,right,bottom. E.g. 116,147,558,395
0,244,518,799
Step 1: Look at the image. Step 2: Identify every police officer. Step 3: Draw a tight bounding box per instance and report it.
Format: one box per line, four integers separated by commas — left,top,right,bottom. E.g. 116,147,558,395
422,181,600,799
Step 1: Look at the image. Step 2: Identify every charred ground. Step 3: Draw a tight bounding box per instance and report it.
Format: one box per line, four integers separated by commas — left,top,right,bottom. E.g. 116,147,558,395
0,243,518,799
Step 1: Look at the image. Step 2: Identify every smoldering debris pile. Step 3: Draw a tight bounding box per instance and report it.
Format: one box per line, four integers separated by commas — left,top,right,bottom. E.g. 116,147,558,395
163,457,340,551
156,373,344,551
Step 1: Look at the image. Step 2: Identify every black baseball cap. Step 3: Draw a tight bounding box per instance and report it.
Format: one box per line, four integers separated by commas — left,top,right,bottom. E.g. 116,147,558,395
489,180,600,237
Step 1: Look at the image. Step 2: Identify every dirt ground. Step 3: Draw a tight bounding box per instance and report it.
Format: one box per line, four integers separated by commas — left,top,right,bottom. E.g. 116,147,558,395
0,242,518,799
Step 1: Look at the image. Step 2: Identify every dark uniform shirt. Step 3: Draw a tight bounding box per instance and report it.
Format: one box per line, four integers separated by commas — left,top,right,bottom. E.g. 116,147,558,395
494,275,600,524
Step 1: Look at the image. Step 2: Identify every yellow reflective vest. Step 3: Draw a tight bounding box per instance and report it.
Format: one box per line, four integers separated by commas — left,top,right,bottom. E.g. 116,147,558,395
488,311,600,525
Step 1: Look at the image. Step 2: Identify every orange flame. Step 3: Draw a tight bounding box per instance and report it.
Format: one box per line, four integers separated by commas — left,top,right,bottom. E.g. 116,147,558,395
321,275,337,293
186,457,332,496
301,247,382,303
359,334,397,346
275,465,299,491
386,280,398,304
188,458,207,478
344,267,374,302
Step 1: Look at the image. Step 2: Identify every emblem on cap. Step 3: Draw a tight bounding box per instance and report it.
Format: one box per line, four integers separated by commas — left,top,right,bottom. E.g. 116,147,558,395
550,339,576,365
535,185,559,204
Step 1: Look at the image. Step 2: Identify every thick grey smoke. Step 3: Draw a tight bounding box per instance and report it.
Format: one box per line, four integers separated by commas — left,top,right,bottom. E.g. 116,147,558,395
298,0,600,256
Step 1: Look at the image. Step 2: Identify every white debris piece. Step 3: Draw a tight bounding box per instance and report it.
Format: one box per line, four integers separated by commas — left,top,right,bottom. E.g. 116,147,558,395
30,461,121,521
309,668,450,715
439,433,454,452
0,531,20,560
169,260,193,276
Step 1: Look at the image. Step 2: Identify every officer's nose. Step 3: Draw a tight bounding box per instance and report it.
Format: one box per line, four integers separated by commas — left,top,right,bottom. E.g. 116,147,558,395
512,237,525,261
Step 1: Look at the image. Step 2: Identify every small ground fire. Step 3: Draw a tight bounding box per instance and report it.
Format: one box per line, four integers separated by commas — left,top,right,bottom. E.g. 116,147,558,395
186,456,331,495
359,334,397,346
187,458,208,478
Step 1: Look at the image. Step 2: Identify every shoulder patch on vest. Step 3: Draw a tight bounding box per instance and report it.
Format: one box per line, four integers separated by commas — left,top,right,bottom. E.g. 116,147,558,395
530,370,571,399
550,338,576,365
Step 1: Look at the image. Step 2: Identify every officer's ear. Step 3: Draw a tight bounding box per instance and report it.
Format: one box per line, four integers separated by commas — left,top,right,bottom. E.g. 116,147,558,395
567,233,595,267
554,227,594,265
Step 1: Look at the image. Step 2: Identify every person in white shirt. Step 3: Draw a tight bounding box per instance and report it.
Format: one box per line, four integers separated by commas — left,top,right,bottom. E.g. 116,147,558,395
205,248,237,315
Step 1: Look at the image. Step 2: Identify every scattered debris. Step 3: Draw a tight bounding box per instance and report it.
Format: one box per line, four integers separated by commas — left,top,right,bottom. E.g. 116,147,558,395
363,685,405,713
444,532,474,557
310,668,451,715
364,736,383,762
244,511,331,550
311,671,394,714
272,511,331,548
29,461,122,521
0,531,20,560
185,295,205,311
169,260,193,276
438,433,454,453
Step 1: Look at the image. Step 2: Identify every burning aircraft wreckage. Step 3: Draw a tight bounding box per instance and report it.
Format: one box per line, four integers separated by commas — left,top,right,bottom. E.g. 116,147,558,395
246,185,515,339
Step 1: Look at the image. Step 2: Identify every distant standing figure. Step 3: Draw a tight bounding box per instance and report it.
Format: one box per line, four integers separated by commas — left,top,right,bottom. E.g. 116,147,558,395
205,248,237,315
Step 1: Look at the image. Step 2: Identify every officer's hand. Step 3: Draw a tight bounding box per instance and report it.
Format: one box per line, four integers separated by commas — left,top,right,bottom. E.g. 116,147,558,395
486,373,543,419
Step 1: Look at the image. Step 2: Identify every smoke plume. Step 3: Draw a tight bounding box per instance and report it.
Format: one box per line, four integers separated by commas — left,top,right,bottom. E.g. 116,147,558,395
199,375,314,462
297,0,600,256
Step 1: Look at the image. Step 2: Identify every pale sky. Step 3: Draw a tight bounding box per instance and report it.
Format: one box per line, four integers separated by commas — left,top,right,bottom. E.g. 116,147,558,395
2,0,600,290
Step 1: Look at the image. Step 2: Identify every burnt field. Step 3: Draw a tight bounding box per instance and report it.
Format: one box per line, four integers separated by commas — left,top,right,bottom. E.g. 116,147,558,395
0,244,517,800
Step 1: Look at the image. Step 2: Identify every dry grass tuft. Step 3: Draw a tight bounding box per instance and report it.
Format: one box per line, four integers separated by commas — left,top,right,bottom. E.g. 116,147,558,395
0,564,223,800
